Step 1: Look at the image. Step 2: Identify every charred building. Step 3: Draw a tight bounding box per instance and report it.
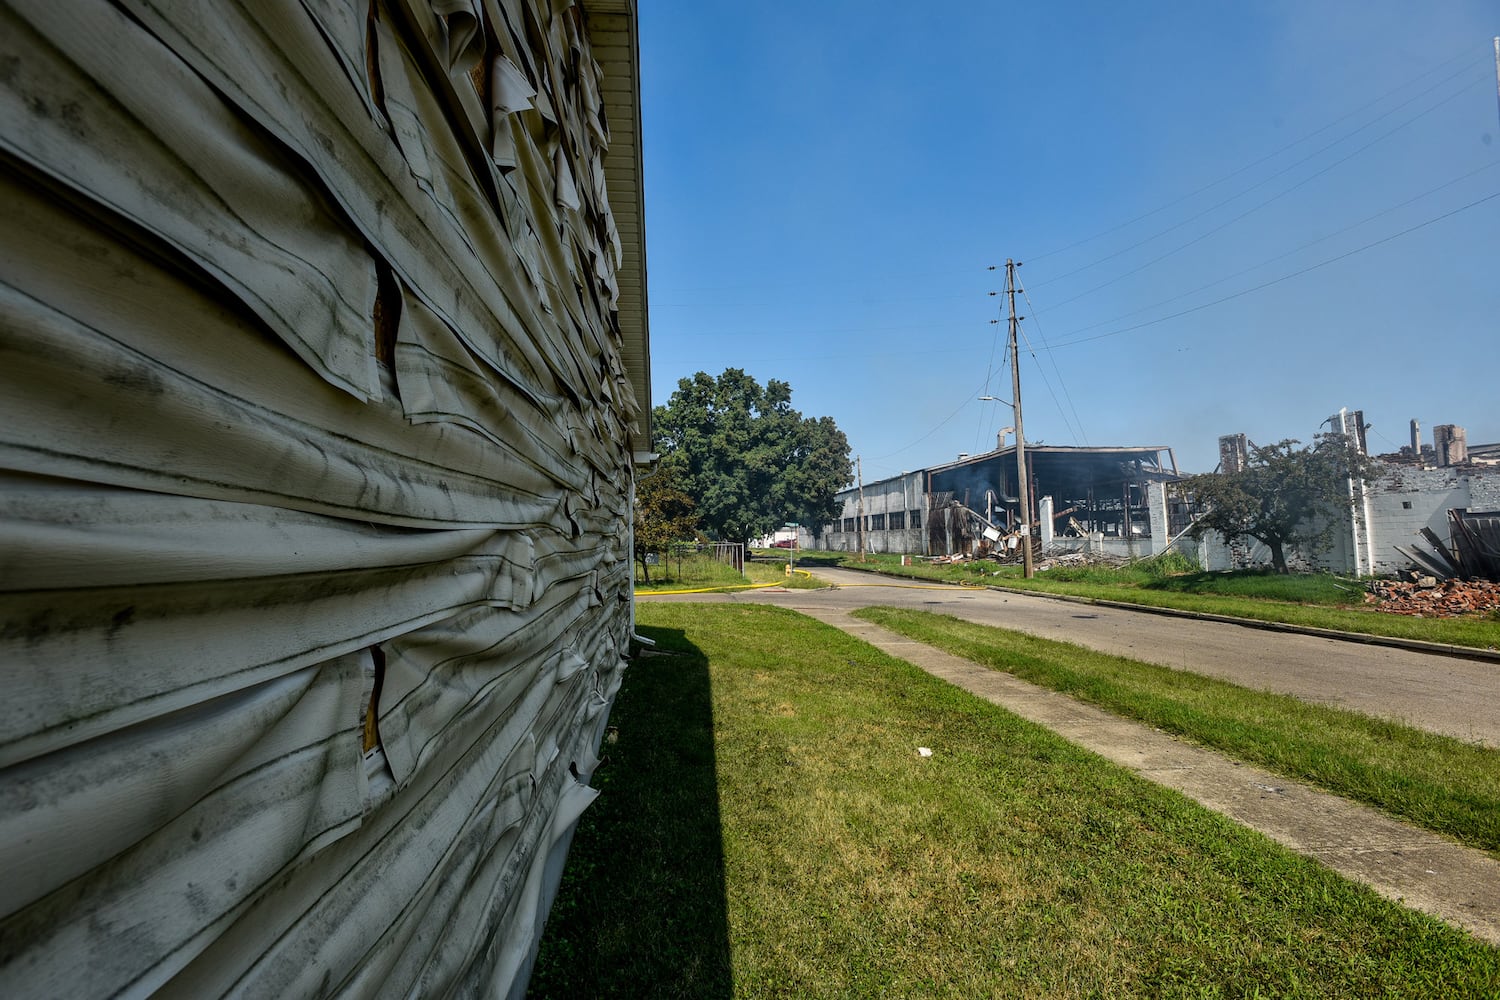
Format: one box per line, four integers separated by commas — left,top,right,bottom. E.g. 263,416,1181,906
817,444,1181,558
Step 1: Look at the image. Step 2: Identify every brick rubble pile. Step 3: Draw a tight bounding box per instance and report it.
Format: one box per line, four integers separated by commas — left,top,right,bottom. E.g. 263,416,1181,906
1365,578,1500,618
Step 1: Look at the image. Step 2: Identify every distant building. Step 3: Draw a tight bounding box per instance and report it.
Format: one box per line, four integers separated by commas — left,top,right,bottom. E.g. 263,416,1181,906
1376,420,1497,470
1434,424,1469,467
1197,410,1500,576
1218,434,1249,474
1468,442,1500,467
815,444,1181,559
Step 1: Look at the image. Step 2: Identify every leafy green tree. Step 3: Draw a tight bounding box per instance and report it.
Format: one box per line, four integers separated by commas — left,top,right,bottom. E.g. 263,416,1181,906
1181,433,1380,573
633,470,698,584
653,369,852,545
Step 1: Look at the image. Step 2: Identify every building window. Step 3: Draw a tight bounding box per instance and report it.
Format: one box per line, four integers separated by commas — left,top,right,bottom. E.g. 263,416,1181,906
843,517,856,532
1402,501,1412,509
870,513,886,531
888,510,905,530
909,509,922,529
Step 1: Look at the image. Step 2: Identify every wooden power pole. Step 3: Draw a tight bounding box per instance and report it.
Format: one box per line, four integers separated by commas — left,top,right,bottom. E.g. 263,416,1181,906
856,455,867,562
1005,259,1035,578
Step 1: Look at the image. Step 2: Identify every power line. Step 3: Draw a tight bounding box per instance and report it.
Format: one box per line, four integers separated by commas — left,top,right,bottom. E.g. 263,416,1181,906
1015,320,1082,446
868,374,995,463
1037,74,1487,310
1040,188,1500,351
1019,282,1088,445
1032,63,1485,293
653,63,1487,333
1025,44,1483,265
972,292,1007,455
1046,158,1500,341
652,47,1483,315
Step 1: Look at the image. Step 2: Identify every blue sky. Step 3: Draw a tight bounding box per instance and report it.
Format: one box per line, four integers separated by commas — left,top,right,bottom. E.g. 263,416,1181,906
637,1,1499,479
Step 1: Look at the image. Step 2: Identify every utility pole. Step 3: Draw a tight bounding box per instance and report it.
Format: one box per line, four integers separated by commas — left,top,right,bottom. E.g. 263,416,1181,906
856,455,867,562
1005,259,1034,578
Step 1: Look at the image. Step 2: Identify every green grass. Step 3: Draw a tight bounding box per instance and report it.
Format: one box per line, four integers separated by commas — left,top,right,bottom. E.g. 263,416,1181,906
633,551,750,592
1031,553,1358,606
633,552,830,593
819,552,1500,651
529,604,1499,999
797,551,1004,587
854,606,1500,856
627,551,828,590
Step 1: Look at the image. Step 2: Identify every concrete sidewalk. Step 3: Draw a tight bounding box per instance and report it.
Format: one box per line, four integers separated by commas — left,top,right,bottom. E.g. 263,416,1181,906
796,605,1500,947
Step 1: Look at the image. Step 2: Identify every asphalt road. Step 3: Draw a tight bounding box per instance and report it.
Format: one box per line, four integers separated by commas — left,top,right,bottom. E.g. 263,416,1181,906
641,566,1500,747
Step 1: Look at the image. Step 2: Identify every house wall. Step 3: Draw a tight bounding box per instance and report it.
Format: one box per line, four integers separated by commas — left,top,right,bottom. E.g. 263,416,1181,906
0,3,642,997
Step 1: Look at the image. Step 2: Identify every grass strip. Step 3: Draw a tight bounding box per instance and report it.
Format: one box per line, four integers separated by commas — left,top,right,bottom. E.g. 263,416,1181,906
816,554,1500,651
634,552,750,593
985,577,1500,650
531,604,1499,999
854,606,1500,856
635,555,829,594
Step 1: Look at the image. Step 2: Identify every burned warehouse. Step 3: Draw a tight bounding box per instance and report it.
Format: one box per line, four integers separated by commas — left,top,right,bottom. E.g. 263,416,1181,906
817,443,1182,560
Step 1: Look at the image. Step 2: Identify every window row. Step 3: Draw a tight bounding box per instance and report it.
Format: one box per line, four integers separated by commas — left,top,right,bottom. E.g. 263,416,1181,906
832,510,923,534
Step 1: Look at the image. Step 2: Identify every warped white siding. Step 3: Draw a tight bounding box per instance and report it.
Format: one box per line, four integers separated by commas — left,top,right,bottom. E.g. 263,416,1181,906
0,1,645,996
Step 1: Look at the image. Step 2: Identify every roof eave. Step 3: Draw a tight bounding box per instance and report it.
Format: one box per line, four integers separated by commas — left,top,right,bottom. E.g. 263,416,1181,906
580,0,651,457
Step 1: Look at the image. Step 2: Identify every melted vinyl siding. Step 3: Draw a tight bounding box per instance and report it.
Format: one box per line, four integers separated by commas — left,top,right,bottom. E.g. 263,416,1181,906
0,1,640,996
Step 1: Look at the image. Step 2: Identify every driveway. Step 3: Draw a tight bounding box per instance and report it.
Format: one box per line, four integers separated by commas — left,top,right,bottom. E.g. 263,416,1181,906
640,566,1500,747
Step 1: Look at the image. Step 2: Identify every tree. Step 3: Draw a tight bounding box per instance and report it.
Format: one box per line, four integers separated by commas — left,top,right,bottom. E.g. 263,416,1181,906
653,369,853,545
779,414,853,540
632,469,698,584
1180,433,1380,574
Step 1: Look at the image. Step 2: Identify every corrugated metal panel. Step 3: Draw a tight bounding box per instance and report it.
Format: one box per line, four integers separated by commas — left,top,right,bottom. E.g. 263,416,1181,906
0,0,643,996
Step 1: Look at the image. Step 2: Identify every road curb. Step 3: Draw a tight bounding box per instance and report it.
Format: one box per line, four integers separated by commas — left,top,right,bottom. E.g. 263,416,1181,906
822,564,1500,664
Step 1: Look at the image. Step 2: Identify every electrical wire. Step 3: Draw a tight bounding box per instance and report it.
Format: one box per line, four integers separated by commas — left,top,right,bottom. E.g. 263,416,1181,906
974,269,1009,453
1032,62,1484,292
1019,282,1089,445
1014,320,1083,446
1040,188,1500,351
650,47,1484,339
868,375,995,463
657,69,1482,348
1025,43,1482,265
1040,157,1500,341
657,66,1486,360
1037,74,1487,310
972,300,1006,456
857,168,1486,472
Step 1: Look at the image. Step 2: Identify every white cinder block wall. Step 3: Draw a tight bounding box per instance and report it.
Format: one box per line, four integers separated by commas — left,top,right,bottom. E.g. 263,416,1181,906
1362,468,1486,575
